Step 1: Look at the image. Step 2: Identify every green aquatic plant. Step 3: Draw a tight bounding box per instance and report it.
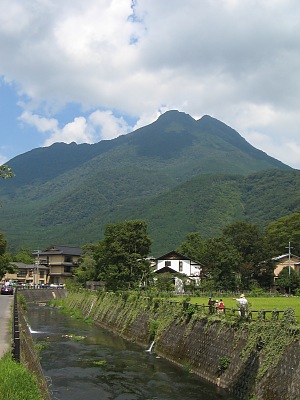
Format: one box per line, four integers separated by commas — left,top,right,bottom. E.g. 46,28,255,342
92,360,107,366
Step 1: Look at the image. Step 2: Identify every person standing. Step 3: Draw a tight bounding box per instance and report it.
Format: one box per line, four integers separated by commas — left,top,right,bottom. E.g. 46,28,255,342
208,297,214,314
218,299,225,314
232,294,248,317
215,300,219,313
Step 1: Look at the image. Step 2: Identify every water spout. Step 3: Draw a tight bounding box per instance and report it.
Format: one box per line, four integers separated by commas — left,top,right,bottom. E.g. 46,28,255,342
26,321,41,334
145,340,155,353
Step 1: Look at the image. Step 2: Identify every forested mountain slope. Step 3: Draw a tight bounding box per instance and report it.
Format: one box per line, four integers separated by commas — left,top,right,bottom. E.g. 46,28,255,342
0,110,295,253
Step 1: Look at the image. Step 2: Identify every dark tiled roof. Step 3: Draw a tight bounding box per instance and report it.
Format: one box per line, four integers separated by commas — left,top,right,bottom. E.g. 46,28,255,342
33,245,82,256
156,250,204,265
10,262,49,270
10,262,34,269
156,250,191,261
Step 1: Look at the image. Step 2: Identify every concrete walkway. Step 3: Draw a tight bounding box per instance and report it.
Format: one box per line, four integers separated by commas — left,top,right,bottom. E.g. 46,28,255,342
0,294,13,358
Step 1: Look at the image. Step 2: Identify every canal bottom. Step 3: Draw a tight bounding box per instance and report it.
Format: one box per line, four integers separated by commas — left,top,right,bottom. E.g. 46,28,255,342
27,305,235,400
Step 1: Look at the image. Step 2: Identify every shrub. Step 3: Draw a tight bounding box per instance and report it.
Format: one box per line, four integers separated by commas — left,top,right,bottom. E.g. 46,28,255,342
217,355,231,374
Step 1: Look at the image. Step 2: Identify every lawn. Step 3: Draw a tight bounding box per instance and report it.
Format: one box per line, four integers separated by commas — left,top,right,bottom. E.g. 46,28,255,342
173,296,300,322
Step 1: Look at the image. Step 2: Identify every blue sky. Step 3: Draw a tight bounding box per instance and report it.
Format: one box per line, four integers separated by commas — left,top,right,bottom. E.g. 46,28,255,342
0,0,300,168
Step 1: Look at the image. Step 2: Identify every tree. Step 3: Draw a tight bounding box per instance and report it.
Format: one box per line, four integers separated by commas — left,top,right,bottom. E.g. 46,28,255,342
0,232,6,256
276,266,300,294
155,272,174,292
0,232,13,279
222,221,265,263
74,253,97,285
265,212,300,255
1,164,14,208
177,232,205,261
95,220,152,291
222,221,274,290
202,237,242,291
0,165,14,179
13,248,34,264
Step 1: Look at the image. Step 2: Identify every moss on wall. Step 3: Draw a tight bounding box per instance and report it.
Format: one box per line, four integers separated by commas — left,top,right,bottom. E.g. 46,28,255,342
59,291,300,400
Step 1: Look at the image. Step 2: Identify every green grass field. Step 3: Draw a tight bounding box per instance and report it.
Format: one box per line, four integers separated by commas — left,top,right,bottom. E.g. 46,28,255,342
174,296,300,322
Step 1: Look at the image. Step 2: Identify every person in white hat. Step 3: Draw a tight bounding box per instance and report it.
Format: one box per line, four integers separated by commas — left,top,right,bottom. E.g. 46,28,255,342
232,294,248,317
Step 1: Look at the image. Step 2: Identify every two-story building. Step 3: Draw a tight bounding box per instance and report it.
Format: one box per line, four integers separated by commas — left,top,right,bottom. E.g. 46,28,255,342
33,245,82,285
3,262,49,286
154,250,204,284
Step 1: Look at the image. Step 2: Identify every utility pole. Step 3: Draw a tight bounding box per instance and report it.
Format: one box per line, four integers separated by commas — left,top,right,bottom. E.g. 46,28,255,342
34,250,40,287
287,242,291,296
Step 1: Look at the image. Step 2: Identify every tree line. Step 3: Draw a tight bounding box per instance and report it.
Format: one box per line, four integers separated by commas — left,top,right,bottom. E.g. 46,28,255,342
1,161,300,293
73,213,300,293
1,215,300,293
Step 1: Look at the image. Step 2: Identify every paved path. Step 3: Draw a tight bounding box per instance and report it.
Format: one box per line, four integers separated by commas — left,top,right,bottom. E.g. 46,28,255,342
0,294,13,358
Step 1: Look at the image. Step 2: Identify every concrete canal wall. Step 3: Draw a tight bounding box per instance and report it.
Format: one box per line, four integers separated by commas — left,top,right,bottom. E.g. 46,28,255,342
18,289,300,399
18,288,68,303
61,291,300,400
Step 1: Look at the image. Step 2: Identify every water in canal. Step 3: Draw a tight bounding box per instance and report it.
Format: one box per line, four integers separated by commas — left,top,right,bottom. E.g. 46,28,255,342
27,305,235,400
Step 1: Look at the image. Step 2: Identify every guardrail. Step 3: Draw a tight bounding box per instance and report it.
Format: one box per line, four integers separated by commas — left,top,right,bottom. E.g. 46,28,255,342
12,288,20,362
17,285,65,289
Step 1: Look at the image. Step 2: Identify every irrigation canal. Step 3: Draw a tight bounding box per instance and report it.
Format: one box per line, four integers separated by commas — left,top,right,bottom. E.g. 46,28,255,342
27,304,235,400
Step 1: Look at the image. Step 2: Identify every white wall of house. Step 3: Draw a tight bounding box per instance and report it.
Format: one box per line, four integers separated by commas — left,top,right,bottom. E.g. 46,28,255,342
156,258,201,277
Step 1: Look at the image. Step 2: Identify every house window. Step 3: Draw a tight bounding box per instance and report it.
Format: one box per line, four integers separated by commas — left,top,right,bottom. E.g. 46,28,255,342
64,256,72,263
17,271,27,277
64,266,71,273
179,261,183,272
165,261,171,268
39,271,44,278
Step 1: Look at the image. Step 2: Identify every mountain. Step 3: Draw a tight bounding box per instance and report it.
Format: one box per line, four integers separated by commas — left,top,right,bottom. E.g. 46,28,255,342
0,110,296,254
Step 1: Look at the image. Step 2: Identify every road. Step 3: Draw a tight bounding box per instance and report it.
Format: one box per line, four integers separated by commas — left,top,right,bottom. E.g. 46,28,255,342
0,294,13,358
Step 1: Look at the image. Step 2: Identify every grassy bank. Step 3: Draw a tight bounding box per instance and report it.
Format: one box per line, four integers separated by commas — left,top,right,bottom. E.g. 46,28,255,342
0,353,43,400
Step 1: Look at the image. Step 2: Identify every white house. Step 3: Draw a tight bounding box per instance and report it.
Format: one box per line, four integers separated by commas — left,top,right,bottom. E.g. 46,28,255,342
154,250,204,282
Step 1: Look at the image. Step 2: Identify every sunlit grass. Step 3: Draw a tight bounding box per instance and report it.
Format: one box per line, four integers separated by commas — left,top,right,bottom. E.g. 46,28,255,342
173,296,300,322
0,353,43,400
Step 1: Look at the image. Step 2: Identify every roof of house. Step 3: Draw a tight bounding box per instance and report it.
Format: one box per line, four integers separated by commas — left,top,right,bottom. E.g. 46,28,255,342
272,254,300,261
155,266,180,274
33,245,82,257
156,250,204,265
10,262,48,270
10,262,34,269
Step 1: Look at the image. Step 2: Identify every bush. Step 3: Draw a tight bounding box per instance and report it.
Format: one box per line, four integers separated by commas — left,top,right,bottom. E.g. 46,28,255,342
217,355,231,374
294,288,300,297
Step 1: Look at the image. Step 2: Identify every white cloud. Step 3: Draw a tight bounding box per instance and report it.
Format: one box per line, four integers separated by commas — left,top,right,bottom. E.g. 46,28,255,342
89,110,131,140
18,109,134,147
19,111,58,133
43,117,92,146
0,0,299,167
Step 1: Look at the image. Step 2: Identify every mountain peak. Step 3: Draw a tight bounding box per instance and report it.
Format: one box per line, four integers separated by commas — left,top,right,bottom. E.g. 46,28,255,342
156,110,196,124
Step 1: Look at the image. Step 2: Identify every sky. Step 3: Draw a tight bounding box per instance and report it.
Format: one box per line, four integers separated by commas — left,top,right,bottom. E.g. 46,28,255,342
0,0,300,168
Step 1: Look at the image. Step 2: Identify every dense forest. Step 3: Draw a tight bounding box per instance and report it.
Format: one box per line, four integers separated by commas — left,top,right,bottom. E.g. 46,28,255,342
0,111,298,256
